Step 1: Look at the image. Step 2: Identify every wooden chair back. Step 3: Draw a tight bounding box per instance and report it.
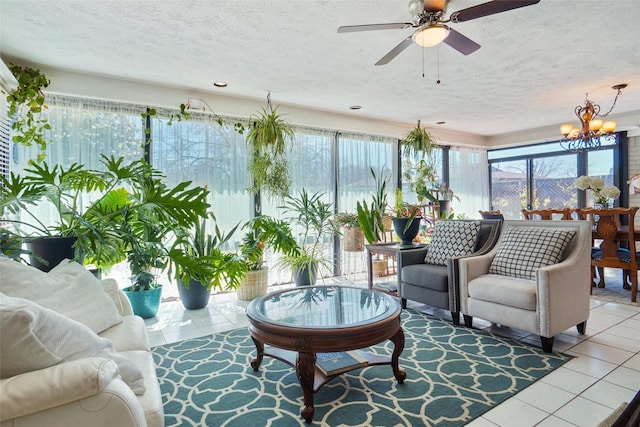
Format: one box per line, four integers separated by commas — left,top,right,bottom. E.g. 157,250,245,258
521,208,571,220
577,207,639,302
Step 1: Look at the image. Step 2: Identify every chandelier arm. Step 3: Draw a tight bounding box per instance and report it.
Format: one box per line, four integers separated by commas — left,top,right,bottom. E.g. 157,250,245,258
599,88,623,118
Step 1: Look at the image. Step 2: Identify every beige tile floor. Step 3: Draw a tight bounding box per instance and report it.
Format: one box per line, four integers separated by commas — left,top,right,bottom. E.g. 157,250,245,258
145,271,640,427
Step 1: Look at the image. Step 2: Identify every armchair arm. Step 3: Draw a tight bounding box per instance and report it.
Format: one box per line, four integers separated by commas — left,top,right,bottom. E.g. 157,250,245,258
396,247,429,269
0,358,120,421
458,253,495,313
101,278,133,316
535,232,591,337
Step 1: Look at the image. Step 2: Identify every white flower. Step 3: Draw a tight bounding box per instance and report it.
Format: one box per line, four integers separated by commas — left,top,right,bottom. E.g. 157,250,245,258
575,176,591,190
601,186,621,200
590,177,605,190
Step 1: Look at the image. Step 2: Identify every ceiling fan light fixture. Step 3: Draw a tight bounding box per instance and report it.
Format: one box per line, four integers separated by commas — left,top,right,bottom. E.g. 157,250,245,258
412,24,450,47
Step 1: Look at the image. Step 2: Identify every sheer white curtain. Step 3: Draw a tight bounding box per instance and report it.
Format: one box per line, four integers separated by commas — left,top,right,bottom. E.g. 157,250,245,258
337,132,396,213
449,147,489,218
151,110,252,243
262,127,335,283
12,95,146,173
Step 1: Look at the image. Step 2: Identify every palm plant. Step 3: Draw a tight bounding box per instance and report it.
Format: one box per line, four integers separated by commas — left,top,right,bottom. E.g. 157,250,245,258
277,189,339,284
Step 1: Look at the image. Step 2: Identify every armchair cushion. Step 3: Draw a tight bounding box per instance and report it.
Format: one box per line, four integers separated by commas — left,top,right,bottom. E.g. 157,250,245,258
0,293,146,395
0,258,121,333
424,220,481,265
402,263,448,291
467,274,537,311
488,226,576,280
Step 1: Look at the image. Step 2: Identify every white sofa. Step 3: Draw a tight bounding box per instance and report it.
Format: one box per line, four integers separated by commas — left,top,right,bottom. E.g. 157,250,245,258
0,258,164,427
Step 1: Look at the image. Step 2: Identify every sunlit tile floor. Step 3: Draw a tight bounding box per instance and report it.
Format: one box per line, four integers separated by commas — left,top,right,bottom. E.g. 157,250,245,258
145,271,640,427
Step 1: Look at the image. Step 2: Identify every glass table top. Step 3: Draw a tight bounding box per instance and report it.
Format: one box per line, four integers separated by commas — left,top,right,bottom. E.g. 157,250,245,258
246,286,397,329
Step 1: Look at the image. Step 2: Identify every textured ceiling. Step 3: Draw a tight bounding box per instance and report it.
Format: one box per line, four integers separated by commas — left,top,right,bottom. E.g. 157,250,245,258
1,0,639,139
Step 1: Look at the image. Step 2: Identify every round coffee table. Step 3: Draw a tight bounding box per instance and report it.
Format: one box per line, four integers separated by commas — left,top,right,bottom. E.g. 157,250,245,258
246,285,406,423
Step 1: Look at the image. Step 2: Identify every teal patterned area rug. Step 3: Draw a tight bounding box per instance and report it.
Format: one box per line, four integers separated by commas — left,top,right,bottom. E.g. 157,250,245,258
153,309,571,426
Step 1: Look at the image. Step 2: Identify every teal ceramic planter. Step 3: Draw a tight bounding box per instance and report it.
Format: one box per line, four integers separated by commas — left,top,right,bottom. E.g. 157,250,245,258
123,286,162,319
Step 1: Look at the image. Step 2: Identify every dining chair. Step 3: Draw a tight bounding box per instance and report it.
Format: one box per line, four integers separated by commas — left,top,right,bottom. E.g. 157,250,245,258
478,210,504,220
577,207,639,303
521,208,571,220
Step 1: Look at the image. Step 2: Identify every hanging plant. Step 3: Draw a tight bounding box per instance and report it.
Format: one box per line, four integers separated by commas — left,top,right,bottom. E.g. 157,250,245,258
401,120,438,159
7,64,51,162
245,93,294,198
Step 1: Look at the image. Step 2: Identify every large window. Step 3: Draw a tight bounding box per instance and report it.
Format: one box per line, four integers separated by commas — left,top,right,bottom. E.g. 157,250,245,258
488,136,621,219
8,95,490,285
151,112,252,241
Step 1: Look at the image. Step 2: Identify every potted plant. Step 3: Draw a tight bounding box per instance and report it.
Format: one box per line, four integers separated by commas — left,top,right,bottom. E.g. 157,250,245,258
391,189,423,246
436,183,460,219
401,120,438,160
236,215,299,300
6,63,51,162
169,213,246,310
356,168,391,245
334,212,363,252
277,189,339,286
0,157,129,271
245,94,295,199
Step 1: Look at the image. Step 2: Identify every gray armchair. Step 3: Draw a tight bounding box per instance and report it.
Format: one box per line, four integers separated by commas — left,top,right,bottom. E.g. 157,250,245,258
396,220,502,325
459,220,592,353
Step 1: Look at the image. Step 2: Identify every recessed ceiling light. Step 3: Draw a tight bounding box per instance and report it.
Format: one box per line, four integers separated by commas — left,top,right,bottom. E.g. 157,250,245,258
349,105,362,110
436,121,446,125
213,81,228,88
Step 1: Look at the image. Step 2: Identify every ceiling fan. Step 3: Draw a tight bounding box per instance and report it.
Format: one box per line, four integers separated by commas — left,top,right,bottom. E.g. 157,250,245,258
337,0,540,65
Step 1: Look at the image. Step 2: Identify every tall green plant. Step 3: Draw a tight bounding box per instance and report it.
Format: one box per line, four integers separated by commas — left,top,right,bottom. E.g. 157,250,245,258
356,168,390,244
239,215,300,271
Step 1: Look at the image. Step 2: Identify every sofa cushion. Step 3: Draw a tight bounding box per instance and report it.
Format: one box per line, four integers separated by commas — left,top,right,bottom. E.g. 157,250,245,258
99,315,150,352
424,220,481,266
468,274,537,310
488,226,576,280
0,293,146,395
0,258,121,333
401,263,448,292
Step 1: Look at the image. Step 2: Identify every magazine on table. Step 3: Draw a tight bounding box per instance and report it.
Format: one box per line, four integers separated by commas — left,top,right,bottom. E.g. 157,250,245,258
316,350,368,376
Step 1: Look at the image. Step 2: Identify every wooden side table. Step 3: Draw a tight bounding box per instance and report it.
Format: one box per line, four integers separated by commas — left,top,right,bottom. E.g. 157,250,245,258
365,242,426,291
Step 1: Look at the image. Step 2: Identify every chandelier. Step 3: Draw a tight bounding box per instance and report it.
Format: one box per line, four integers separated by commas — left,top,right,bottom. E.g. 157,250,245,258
560,83,627,151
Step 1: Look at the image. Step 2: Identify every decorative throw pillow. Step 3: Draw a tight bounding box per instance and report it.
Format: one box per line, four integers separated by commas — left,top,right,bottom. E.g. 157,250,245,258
0,257,121,333
424,220,481,265
488,226,576,280
0,293,146,395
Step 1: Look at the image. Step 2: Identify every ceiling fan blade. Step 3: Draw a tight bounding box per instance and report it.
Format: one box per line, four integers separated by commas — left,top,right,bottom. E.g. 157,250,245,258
451,0,540,22
338,23,413,33
443,28,481,55
375,36,414,66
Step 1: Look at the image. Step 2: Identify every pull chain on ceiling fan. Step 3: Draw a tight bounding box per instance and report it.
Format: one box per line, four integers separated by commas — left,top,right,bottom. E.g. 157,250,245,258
337,0,540,65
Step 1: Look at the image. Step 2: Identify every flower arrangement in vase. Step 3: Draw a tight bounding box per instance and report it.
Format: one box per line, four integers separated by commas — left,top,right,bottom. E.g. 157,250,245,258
575,176,621,208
